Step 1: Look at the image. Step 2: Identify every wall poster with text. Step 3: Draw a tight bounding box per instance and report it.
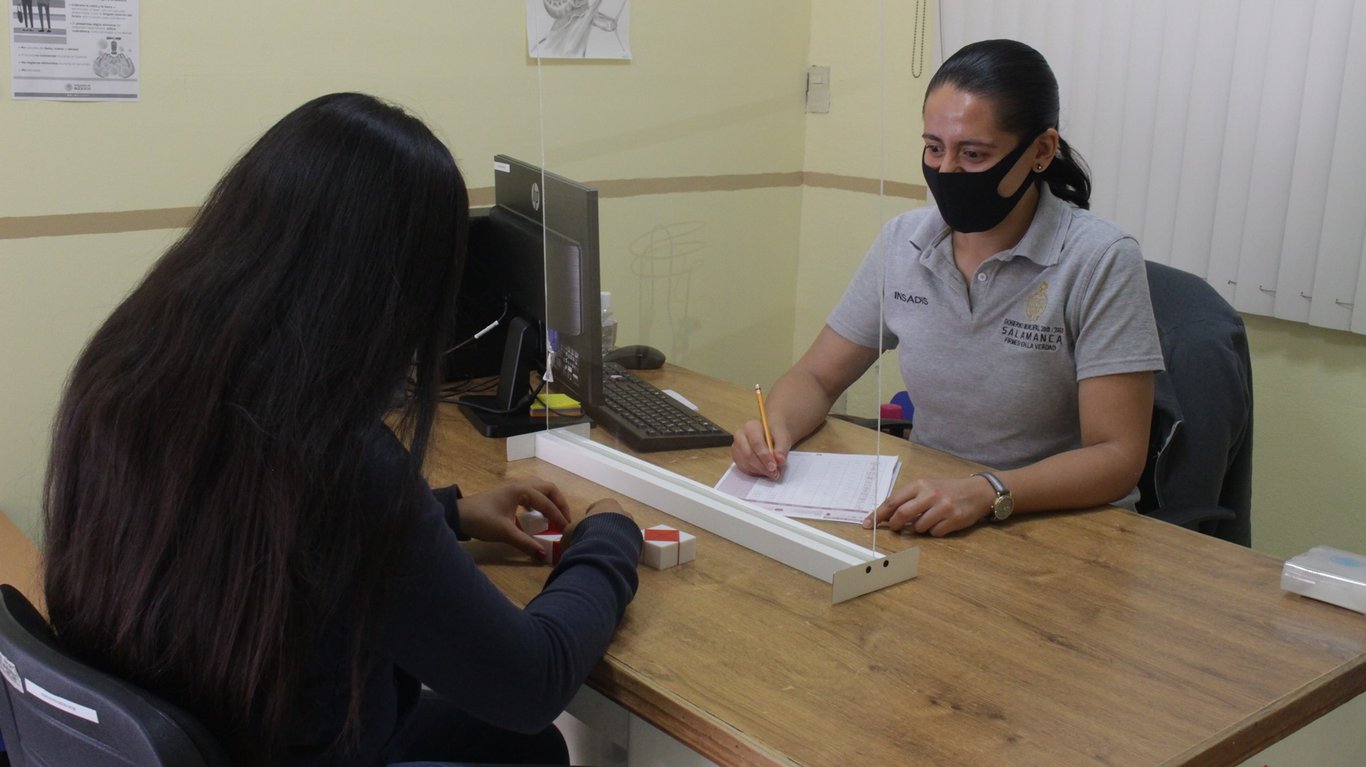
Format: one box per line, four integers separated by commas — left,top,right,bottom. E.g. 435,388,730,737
10,0,139,100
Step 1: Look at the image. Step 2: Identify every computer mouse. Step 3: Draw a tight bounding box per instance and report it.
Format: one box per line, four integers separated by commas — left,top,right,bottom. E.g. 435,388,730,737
605,344,666,370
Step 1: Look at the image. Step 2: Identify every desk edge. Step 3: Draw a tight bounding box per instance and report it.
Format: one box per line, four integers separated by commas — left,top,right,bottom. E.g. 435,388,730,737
1163,654,1366,766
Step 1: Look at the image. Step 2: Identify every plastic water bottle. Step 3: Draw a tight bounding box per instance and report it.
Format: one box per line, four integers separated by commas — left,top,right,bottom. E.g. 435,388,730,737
600,291,618,354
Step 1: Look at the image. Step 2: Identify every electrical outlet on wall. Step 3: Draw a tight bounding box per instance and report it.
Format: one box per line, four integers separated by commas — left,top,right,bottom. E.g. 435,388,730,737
806,65,831,113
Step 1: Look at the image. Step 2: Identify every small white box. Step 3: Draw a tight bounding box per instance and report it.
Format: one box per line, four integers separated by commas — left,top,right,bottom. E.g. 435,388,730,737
1281,546,1366,614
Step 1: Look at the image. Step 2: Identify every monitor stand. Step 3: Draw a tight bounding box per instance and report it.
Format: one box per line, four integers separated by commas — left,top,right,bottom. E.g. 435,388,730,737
459,316,589,437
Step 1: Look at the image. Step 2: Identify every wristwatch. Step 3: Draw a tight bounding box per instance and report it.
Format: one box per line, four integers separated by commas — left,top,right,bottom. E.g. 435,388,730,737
973,471,1014,522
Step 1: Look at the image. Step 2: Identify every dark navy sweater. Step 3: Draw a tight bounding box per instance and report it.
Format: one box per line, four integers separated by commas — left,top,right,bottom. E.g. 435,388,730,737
286,429,642,765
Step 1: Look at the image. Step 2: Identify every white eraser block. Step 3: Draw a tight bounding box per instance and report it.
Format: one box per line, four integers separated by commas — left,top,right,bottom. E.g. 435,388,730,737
534,532,564,565
677,528,697,564
1281,546,1366,614
642,525,696,570
517,509,550,536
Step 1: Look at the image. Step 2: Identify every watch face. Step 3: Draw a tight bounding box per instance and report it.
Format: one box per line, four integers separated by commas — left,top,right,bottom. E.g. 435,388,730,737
993,494,1014,520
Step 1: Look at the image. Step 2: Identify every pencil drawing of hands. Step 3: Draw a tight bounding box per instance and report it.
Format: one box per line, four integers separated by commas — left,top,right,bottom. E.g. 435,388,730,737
532,0,627,58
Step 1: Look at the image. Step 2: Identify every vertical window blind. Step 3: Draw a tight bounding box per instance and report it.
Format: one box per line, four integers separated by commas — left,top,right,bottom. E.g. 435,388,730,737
937,0,1366,334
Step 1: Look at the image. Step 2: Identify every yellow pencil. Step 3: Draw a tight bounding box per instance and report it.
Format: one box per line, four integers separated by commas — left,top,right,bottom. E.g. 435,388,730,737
754,384,775,454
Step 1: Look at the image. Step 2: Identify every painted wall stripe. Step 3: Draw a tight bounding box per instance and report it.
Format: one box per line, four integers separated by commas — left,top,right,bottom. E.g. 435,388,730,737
1,174,924,241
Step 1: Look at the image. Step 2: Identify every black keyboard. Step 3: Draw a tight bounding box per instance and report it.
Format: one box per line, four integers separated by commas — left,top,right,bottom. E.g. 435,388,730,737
588,362,734,452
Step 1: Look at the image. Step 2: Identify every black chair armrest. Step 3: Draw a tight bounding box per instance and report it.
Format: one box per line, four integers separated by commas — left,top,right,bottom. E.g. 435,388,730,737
830,414,913,439
1144,504,1236,531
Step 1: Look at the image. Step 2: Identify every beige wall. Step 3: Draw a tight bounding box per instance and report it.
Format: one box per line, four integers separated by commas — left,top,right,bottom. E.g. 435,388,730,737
534,1,813,391
1,231,176,540
4,1,1366,569
597,189,804,384
1245,316,1366,558
0,1,812,541
797,0,934,416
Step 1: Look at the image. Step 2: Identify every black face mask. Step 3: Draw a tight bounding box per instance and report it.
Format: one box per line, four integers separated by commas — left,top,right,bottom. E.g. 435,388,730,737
922,137,1038,233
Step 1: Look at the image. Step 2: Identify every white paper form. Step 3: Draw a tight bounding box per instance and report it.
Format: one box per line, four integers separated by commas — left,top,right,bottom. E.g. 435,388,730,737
11,0,139,101
714,451,901,524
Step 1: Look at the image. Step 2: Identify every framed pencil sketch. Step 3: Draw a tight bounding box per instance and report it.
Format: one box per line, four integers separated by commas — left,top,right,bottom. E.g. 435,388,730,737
526,0,631,60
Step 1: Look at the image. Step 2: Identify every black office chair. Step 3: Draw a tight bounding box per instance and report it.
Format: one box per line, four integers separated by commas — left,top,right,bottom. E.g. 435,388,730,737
1136,261,1254,546
0,584,231,767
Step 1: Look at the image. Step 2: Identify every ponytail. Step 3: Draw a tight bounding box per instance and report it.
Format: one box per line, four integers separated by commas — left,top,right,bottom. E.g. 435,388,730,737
1041,136,1091,210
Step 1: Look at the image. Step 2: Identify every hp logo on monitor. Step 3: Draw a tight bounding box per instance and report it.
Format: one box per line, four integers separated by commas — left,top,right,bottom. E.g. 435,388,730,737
531,181,541,211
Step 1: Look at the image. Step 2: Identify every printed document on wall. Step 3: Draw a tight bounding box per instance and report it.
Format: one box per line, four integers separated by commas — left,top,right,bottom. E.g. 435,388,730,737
11,0,139,100
526,0,631,60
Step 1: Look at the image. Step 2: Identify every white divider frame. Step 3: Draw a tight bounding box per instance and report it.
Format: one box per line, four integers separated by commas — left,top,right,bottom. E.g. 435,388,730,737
507,426,918,603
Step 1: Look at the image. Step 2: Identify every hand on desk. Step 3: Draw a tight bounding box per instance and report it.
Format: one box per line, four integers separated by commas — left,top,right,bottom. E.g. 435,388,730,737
459,478,573,559
731,418,791,480
863,476,993,537
459,480,636,561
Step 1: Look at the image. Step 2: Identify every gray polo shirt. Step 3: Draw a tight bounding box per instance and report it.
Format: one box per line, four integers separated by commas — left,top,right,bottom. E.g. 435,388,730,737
828,186,1164,475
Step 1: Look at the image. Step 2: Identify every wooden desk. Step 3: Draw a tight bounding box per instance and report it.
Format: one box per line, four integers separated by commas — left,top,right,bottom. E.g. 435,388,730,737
0,509,43,613
431,365,1366,766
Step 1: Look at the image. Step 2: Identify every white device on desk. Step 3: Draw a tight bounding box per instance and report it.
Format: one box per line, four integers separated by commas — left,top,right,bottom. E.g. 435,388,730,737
1282,546,1366,613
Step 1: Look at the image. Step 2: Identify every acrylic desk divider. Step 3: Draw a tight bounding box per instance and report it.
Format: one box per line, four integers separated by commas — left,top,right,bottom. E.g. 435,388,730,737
507,425,918,603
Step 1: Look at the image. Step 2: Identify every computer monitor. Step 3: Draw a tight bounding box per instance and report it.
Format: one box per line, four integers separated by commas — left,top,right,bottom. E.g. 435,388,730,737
442,206,503,383
447,156,603,436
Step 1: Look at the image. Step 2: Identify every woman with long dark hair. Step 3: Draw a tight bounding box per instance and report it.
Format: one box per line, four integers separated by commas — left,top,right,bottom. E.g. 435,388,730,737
732,39,1164,536
42,92,642,766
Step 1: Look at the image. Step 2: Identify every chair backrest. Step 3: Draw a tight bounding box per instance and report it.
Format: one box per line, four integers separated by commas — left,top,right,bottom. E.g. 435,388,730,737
0,584,231,767
1137,262,1254,546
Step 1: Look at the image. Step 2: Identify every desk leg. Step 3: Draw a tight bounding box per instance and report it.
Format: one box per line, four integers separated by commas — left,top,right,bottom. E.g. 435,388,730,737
562,687,720,767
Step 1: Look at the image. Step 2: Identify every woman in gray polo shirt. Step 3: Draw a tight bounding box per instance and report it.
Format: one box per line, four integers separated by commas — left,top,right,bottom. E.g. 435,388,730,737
732,39,1164,536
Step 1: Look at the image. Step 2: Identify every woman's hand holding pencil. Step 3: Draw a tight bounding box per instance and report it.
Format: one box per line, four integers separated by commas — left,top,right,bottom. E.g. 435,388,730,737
730,384,788,480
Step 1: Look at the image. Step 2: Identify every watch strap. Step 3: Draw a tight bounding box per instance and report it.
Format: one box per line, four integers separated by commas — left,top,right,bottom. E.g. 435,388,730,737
973,471,1012,521
973,471,1006,495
